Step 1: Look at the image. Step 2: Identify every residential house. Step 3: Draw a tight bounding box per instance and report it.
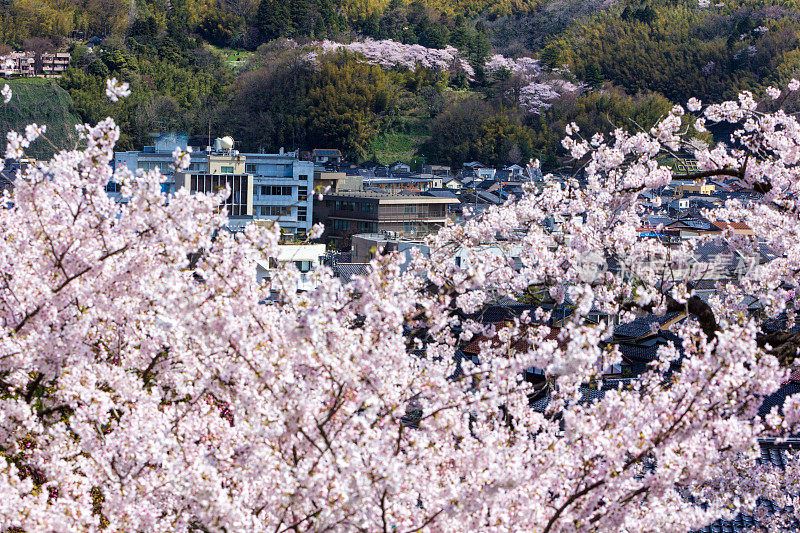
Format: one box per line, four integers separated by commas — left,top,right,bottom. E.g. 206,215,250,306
254,243,327,291
422,164,451,176
505,164,525,178
389,161,412,173
0,52,35,76
312,148,343,165
38,52,70,76
443,176,463,190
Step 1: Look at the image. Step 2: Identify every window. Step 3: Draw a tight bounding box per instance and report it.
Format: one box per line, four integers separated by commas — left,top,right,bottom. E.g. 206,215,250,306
299,174,309,183
245,163,257,174
298,186,308,201
138,161,161,172
404,205,416,213
105,181,120,193
260,206,288,217
297,206,307,221
220,166,234,174
260,186,292,196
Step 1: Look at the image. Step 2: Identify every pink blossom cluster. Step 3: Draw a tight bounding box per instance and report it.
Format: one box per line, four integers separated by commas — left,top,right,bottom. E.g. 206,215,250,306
520,78,581,113
307,39,475,79
484,54,542,76
0,83,798,531
484,53,582,113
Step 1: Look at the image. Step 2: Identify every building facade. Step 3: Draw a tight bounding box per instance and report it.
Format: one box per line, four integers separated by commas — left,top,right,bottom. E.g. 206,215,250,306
0,51,70,77
38,52,71,76
0,52,35,77
113,135,313,236
314,191,459,243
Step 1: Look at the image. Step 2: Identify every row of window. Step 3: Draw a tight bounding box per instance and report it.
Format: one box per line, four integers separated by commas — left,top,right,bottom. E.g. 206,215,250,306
260,206,289,217
260,185,293,196
190,174,249,217
245,163,294,177
330,200,376,213
257,206,307,221
331,219,377,232
257,185,312,200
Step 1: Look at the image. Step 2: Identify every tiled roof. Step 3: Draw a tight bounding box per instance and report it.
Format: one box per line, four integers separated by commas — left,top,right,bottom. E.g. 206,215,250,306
335,263,371,283
696,441,800,533
461,324,561,355
313,149,342,157
614,312,683,339
758,383,800,417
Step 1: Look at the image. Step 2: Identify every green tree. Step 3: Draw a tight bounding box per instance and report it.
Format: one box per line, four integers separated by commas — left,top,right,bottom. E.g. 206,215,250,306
305,53,396,159
255,0,291,40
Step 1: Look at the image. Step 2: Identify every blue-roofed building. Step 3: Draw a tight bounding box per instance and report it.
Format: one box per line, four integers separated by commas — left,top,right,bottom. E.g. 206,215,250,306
312,148,343,165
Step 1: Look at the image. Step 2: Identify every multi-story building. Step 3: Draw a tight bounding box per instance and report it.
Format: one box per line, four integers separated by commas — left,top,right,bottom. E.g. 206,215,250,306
314,191,459,244
113,134,313,236
0,52,35,77
244,153,313,237
38,52,71,76
173,149,254,227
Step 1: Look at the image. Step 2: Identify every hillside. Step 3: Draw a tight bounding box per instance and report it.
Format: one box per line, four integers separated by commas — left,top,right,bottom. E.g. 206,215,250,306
0,78,81,159
3,0,800,169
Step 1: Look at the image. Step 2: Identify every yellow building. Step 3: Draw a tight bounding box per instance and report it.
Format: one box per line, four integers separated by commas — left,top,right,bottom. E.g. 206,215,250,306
675,181,715,197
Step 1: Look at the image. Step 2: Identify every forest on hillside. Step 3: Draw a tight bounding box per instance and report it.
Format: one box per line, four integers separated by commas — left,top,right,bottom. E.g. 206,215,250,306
3,0,800,167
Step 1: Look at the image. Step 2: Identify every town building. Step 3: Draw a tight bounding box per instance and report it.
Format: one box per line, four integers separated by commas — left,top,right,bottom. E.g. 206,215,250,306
254,243,327,291
422,164,451,176
314,169,362,194
113,134,313,236
0,51,70,77
314,191,459,244
173,147,253,228
38,52,71,76
312,148,343,165
0,52,35,77
674,180,716,197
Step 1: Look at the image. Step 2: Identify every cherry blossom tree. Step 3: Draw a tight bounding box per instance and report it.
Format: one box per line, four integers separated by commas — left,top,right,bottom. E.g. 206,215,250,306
484,54,582,113
307,39,475,79
0,81,799,532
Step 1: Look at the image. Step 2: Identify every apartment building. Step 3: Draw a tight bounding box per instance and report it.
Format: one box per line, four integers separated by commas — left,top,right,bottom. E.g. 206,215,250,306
0,52,35,77
39,52,71,76
113,134,313,235
0,51,70,77
314,191,459,244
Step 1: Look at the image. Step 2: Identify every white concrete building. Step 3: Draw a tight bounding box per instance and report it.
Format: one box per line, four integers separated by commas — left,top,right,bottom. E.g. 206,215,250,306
255,243,327,291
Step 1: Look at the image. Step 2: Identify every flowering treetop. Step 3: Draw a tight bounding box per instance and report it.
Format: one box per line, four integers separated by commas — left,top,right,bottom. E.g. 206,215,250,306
306,39,475,79
0,82,798,531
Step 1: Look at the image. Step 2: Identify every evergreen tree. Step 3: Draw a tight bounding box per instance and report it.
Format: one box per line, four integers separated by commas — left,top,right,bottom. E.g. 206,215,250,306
255,0,290,40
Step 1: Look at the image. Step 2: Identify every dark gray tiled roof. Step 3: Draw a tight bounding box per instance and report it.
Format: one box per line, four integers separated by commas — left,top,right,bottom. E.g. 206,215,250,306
335,263,371,283
614,312,683,339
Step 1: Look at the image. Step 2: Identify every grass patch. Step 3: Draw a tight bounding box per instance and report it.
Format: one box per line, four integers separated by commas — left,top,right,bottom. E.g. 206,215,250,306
369,131,427,165
205,45,253,67
0,78,81,159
